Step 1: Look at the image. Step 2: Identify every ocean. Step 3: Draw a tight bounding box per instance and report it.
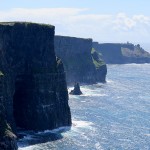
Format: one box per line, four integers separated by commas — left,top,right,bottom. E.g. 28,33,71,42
18,64,150,150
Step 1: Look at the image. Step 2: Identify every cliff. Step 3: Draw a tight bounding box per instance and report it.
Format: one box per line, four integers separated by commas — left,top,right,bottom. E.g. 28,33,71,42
55,36,107,84
93,42,150,64
0,22,71,149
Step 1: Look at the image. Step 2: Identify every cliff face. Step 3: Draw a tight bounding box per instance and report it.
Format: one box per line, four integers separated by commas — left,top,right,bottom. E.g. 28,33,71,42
93,42,150,64
0,22,71,149
55,36,107,84
121,44,150,63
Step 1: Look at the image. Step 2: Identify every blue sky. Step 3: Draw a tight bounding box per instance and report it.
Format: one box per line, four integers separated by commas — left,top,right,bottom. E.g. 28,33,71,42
1,0,150,14
1,0,150,50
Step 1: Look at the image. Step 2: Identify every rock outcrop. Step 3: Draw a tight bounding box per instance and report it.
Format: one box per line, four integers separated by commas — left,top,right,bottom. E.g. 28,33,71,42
0,22,71,149
0,117,18,150
55,36,107,84
91,48,107,83
0,72,17,150
93,42,150,64
70,83,82,95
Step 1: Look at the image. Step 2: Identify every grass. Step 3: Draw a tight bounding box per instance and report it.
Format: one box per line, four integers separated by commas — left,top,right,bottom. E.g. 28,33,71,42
0,71,4,76
91,48,105,69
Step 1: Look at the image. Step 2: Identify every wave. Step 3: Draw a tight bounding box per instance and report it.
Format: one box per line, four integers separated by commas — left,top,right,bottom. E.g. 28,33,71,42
145,134,150,137
37,126,70,135
105,79,114,83
18,120,95,150
108,63,150,66
19,147,33,150
72,120,94,128
18,126,71,149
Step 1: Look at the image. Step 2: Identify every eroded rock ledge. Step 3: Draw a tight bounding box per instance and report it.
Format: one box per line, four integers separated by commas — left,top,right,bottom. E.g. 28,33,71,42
0,22,71,149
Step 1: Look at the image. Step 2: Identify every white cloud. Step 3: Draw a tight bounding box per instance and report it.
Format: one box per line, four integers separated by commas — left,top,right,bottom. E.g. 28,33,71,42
0,8,86,24
113,13,150,32
133,15,150,25
113,13,136,31
0,8,150,43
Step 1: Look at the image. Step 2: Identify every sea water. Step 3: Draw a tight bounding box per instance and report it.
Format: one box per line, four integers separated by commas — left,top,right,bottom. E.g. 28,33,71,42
18,64,150,150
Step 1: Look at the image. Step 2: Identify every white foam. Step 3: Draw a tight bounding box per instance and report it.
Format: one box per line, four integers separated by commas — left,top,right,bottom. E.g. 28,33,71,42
21,135,33,140
72,120,94,128
106,79,114,83
123,63,150,66
37,126,70,134
59,120,96,139
145,134,150,137
19,146,35,150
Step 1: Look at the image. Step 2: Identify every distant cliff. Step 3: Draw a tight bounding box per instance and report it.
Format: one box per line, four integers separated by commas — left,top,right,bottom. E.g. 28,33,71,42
0,22,71,149
55,36,107,84
93,42,150,64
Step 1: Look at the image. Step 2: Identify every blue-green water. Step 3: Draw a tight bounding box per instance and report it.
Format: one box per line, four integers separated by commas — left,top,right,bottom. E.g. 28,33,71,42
19,64,150,150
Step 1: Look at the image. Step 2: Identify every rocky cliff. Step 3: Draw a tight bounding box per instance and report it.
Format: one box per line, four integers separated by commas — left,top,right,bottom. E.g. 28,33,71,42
0,22,71,149
55,36,107,84
93,42,150,64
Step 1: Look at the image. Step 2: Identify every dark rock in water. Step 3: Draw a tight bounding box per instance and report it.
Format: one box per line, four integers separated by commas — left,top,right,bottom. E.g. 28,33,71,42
70,83,82,95
0,22,71,149
55,36,107,84
0,116,18,150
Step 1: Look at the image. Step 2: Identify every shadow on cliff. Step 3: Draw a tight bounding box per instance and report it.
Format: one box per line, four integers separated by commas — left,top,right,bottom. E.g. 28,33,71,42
18,127,71,148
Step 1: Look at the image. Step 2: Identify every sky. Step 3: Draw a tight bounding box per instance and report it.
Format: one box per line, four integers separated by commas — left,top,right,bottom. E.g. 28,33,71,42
0,0,150,50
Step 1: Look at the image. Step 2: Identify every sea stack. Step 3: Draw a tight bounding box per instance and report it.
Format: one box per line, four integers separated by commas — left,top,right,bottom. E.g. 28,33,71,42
0,22,71,149
70,83,82,95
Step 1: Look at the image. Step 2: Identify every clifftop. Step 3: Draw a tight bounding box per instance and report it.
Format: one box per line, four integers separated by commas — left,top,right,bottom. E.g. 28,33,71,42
56,35,92,41
0,22,54,28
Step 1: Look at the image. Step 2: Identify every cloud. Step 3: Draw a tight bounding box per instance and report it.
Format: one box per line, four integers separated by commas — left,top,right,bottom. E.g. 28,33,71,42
133,15,150,25
113,13,136,31
113,13,150,32
0,8,86,23
0,8,150,43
